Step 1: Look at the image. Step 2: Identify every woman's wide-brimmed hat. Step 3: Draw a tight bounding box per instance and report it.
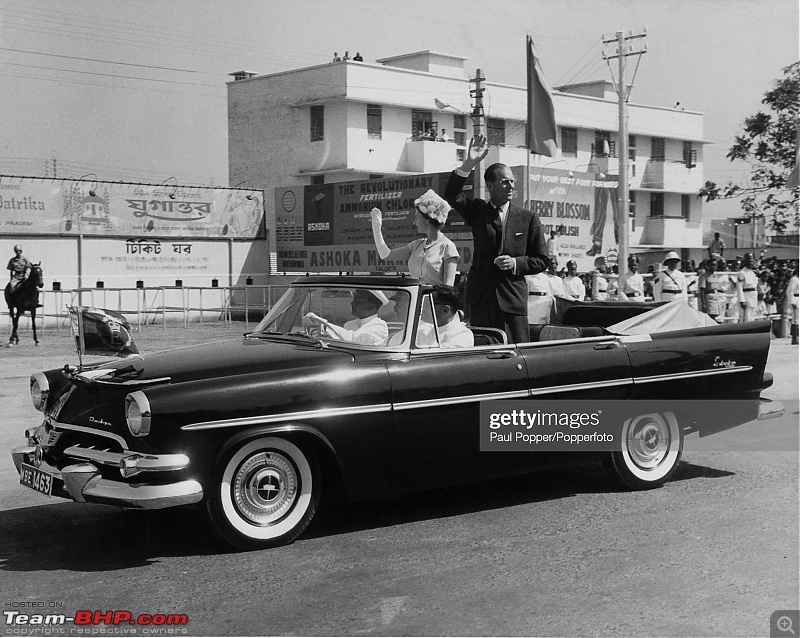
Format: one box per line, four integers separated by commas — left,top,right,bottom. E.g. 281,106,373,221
414,189,451,225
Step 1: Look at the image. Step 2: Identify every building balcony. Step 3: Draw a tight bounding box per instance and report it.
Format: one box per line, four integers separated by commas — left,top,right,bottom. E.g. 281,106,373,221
639,159,703,193
400,138,460,173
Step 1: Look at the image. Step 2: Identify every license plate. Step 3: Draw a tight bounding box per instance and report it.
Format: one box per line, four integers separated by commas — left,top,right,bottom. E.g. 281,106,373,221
19,463,54,497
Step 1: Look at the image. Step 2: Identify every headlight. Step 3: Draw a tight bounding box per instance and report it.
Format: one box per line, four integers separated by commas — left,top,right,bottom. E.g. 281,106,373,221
30,372,49,412
125,391,151,437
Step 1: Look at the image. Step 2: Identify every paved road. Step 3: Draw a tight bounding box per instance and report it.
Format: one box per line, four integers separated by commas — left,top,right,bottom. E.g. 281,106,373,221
0,325,797,637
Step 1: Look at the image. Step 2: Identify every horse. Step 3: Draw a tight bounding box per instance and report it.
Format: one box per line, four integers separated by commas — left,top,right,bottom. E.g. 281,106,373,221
5,263,44,346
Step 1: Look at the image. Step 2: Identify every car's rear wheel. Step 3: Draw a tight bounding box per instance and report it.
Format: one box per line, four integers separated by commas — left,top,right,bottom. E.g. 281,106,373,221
207,437,320,550
603,411,682,490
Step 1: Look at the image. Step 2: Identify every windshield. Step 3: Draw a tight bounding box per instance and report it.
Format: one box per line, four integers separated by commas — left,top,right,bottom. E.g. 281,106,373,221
253,285,412,348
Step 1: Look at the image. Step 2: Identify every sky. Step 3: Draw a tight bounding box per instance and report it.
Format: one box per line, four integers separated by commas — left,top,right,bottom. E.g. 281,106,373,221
0,0,798,220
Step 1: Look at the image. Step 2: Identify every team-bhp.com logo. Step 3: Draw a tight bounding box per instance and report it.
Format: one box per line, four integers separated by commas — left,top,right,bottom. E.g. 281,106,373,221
4,610,188,630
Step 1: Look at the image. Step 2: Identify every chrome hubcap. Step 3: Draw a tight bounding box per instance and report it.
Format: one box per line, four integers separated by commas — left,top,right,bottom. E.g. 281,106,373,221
233,452,298,526
628,419,669,470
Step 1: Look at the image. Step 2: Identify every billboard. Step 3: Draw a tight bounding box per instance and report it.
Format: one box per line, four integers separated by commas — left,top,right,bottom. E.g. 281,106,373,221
513,165,621,272
274,173,475,273
273,167,620,274
0,176,265,239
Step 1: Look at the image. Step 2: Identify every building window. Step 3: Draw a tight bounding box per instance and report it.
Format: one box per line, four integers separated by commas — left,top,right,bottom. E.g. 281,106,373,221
681,194,691,219
683,141,696,168
310,105,324,142
367,104,382,139
454,131,466,146
561,127,578,157
311,175,324,185
649,192,664,217
412,109,432,138
453,114,467,130
595,131,615,157
629,192,637,231
487,118,505,145
651,137,665,161
457,149,466,162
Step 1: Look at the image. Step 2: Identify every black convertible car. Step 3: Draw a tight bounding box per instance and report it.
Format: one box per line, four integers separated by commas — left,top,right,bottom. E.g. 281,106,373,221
11,276,782,550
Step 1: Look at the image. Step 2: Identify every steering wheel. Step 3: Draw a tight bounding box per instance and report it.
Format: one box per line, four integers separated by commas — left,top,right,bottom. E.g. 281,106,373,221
305,324,321,338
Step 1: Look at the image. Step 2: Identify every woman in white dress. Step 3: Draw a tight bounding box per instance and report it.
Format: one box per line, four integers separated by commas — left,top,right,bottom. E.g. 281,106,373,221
370,189,459,286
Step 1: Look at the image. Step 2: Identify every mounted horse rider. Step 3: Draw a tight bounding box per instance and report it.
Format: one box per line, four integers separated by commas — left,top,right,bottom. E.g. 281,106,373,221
7,244,32,294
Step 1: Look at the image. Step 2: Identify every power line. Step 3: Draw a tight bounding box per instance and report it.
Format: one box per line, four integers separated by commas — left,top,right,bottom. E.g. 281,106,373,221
0,61,223,87
0,46,207,74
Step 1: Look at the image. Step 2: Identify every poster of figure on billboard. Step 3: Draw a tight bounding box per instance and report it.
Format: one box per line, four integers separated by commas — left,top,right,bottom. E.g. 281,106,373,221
512,165,620,272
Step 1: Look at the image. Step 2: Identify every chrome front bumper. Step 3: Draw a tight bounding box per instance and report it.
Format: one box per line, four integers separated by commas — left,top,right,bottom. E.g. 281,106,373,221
12,445,204,509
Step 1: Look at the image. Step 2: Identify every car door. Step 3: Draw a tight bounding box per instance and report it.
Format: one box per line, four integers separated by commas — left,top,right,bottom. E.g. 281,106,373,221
386,295,530,491
518,333,633,400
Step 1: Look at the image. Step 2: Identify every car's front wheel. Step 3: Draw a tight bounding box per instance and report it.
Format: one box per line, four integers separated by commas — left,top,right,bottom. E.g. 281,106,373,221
206,437,320,550
603,411,683,490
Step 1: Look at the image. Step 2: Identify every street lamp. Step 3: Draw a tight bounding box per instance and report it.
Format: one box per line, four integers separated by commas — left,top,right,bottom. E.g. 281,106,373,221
434,98,463,113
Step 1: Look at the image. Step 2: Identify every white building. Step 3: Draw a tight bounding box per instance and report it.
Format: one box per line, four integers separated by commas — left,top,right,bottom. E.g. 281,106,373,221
227,50,707,270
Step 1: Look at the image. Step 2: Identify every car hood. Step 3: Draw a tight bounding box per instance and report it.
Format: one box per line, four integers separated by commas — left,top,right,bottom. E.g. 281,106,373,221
92,336,356,385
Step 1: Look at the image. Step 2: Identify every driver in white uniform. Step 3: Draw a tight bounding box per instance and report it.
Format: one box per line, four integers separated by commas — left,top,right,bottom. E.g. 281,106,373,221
303,289,389,345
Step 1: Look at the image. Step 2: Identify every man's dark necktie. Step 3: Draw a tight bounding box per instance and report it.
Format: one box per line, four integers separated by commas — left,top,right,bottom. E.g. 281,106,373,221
490,206,503,255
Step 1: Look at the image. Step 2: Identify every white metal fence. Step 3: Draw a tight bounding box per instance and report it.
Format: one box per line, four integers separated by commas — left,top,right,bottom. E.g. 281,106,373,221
3,284,291,336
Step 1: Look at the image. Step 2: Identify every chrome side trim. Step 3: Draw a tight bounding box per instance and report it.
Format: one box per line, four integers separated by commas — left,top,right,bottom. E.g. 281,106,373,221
180,367,754,432
46,419,129,449
633,366,753,384
529,377,633,396
182,403,393,431
393,389,531,411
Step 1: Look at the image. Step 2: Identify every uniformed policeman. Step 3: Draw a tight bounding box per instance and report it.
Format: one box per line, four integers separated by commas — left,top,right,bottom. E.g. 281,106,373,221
563,260,586,301
736,252,759,322
6,244,30,294
592,256,609,301
618,255,645,303
654,251,686,302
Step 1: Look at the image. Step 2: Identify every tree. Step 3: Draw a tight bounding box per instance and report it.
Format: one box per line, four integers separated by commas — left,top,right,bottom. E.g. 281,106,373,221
699,61,799,234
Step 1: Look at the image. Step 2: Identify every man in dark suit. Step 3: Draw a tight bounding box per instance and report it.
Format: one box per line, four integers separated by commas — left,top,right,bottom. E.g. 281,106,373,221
444,135,548,343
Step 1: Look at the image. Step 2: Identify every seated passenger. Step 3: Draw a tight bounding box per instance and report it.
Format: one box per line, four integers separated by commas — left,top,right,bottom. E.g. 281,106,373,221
418,285,474,348
303,289,389,345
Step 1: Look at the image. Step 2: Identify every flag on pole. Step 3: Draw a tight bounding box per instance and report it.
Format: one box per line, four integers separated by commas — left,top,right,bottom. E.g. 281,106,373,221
526,35,558,157
69,306,138,361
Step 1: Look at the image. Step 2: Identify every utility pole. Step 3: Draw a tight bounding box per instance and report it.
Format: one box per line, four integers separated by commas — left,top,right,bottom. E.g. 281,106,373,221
470,69,486,199
603,29,646,272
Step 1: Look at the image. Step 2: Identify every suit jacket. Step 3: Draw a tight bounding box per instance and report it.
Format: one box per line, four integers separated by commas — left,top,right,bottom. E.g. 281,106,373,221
444,171,548,315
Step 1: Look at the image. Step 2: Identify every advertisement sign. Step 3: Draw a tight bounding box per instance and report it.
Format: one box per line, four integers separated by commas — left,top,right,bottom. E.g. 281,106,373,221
274,173,475,273
513,165,621,272
274,167,620,274
0,176,265,239
82,237,229,283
